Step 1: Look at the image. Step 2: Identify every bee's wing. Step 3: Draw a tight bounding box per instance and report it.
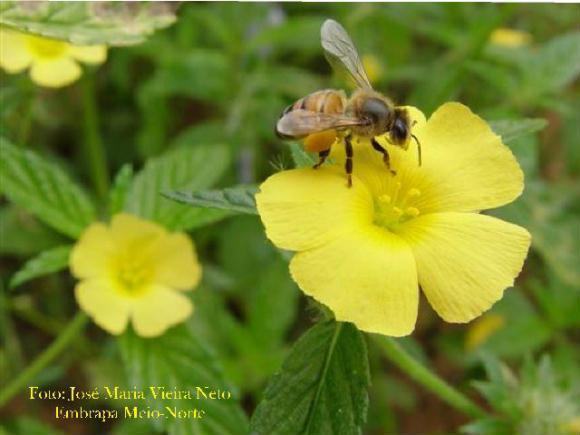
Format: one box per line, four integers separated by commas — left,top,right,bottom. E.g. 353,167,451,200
277,109,364,137
321,19,372,90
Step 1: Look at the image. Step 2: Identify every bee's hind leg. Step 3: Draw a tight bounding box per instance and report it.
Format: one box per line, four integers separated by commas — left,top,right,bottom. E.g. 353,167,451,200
312,149,330,169
371,137,396,175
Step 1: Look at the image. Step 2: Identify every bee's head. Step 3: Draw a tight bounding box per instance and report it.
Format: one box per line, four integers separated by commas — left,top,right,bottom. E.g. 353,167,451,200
389,108,410,148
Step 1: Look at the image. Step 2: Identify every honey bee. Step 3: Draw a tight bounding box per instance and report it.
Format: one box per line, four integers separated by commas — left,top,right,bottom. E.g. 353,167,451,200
276,19,421,187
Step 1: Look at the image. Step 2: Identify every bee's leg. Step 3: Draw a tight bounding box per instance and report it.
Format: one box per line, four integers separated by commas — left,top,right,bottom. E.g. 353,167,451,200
312,149,331,169
371,137,396,175
345,134,354,187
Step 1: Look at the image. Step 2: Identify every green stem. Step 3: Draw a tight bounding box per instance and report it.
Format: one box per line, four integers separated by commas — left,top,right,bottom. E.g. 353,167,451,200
377,337,487,419
0,312,88,408
81,74,109,201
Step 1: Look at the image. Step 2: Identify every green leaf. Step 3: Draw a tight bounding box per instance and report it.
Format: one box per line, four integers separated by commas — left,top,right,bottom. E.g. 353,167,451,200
0,206,66,257
489,118,547,144
250,321,370,435
0,138,95,239
125,144,231,230
10,245,72,289
118,324,248,435
0,1,177,46
166,185,258,216
290,143,316,168
522,32,580,97
108,164,133,215
248,258,299,351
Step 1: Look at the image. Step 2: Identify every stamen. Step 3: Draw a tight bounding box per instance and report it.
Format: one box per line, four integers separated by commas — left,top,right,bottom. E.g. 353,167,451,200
379,194,391,204
405,207,420,217
392,207,403,218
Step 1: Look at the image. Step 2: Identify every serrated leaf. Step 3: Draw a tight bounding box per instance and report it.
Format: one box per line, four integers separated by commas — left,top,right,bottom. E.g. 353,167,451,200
0,138,95,239
118,324,248,435
125,144,231,230
489,118,547,144
250,321,370,435
108,164,133,215
10,245,71,289
0,1,177,46
166,185,258,216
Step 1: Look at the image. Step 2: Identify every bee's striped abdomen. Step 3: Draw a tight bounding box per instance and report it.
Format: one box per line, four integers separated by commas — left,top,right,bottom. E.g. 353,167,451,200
282,89,346,119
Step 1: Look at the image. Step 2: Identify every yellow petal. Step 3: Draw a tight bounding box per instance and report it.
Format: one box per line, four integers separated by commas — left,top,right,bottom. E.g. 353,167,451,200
0,28,33,73
290,226,418,336
489,28,532,48
69,45,107,64
130,285,193,337
70,222,114,279
256,167,374,251
75,279,130,335
29,57,81,88
406,102,524,213
154,233,202,290
464,313,505,350
398,212,531,323
331,103,524,214
110,213,165,245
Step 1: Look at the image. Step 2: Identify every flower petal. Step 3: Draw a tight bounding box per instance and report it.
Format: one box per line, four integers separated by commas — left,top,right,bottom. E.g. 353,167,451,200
330,103,524,214
70,223,115,279
406,102,524,213
256,167,374,251
154,233,202,290
398,212,531,323
30,57,81,88
75,279,130,335
130,285,193,337
110,213,165,245
290,227,418,336
69,45,107,64
0,28,33,73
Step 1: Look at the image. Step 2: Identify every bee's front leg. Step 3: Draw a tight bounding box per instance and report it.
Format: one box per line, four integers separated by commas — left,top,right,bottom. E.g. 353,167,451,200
371,137,396,175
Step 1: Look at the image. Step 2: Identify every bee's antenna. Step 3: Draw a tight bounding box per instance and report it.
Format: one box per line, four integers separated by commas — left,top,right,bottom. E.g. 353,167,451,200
411,134,422,166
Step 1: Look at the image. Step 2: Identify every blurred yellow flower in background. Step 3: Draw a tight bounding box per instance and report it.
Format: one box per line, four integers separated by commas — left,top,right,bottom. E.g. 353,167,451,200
0,27,107,88
362,54,383,85
70,214,201,337
257,102,531,336
465,313,505,350
489,28,532,48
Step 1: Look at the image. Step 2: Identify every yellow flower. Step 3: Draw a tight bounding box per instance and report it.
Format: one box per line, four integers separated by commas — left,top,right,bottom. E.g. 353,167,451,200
464,313,505,350
70,214,201,337
489,28,532,48
0,27,107,88
256,102,531,336
362,54,383,85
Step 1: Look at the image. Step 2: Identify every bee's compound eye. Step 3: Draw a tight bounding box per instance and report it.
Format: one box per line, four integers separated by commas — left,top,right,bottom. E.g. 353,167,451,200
390,117,409,145
361,98,390,124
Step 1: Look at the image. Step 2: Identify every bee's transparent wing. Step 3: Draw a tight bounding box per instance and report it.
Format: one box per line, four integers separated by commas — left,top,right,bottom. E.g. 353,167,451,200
321,19,372,89
276,109,364,137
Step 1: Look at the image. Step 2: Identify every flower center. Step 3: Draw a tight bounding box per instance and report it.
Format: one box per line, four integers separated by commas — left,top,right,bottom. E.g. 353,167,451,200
115,258,153,296
24,35,68,59
373,182,422,230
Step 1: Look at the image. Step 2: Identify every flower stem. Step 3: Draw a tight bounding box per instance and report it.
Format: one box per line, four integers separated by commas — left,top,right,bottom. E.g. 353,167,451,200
376,337,487,419
81,74,109,202
0,312,88,408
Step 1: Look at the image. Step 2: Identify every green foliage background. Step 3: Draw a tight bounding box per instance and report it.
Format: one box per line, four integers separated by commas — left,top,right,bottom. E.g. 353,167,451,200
0,3,578,435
